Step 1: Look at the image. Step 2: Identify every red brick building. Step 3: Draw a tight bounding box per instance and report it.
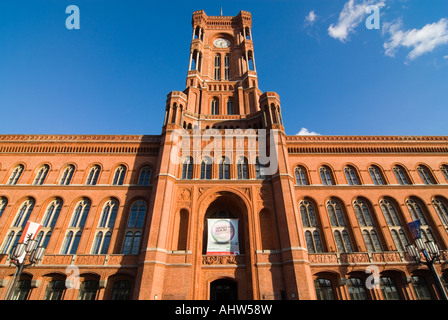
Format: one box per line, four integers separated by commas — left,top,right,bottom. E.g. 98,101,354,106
0,10,447,300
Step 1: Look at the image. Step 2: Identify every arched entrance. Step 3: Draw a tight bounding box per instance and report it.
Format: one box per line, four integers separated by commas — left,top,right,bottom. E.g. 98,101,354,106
210,279,238,300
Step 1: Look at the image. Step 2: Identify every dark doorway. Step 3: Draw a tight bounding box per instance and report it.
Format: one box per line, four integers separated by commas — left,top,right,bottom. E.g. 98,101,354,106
210,279,238,300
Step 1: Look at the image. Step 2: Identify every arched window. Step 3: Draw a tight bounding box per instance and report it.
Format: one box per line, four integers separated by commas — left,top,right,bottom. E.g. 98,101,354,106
295,166,309,186
344,165,360,185
0,197,8,219
393,165,411,185
353,199,382,252
227,98,234,115
380,277,401,300
44,279,66,300
60,164,75,185
369,165,386,185
78,280,99,300
33,164,50,185
112,165,126,185
390,229,409,251
41,199,62,228
300,199,324,253
70,199,91,228
327,199,353,253
255,157,266,180
440,164,448,182
122,231,141,255
347,278,367,300
7,164,24,185
380,198,409,251
411,276,432,300
211,98,219,115
353,199,374,227
214,54,221,80
36,230,52,249
327,199,346,227
181,157,193,180
122,200,147,255
13,199,35,227
417,165,437,185
237,157,248,179
432,196,448,226
334,230,354,253
219,157,230,180
86,165,101,185
174,209,189,251
91,231,112,254
314,278,335,300
362,230,382,252
320,166,335,185
1,231,21,254
138,166,152,186
127,200,147,229
406,198,428,225
111,280,132,300
200,157,212,180
98,200,119,228
224,54,230,80
61,231,82,254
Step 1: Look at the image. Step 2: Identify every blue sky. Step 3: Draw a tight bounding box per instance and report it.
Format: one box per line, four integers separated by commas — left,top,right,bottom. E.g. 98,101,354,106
0,0,447,136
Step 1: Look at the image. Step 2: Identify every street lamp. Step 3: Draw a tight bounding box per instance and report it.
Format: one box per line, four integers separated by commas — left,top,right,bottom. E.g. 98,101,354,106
3,235,46,300
406,239,448,300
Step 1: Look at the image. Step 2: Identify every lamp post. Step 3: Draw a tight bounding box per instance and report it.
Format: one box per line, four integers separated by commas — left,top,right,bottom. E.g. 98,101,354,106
406,238,448,300
3,234,46,300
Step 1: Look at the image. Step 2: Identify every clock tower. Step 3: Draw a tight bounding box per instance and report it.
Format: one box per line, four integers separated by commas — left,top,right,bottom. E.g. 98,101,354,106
136,10,316,301
162,10,283,131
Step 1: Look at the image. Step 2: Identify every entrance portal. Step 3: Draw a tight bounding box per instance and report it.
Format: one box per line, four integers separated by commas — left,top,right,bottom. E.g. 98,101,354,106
210,279,238,300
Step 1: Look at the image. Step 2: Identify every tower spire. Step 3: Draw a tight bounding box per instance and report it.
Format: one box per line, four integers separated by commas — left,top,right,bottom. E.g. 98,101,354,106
220,6,223,16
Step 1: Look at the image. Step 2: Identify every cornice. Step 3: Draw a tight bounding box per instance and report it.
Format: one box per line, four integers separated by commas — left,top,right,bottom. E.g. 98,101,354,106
286,135,448,143
0,134,161,143
286,135,448,154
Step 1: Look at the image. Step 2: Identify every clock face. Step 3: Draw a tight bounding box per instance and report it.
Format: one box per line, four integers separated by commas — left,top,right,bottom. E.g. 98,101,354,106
214,38,231,48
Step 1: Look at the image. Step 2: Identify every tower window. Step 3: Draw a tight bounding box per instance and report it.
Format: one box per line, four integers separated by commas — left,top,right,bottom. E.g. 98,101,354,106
219,157,230,180
237,157,249,179
182,157,193,180
214,54,221,80
224,54,230,80
211,98,219,115
201,157,212,179
227,98,234,115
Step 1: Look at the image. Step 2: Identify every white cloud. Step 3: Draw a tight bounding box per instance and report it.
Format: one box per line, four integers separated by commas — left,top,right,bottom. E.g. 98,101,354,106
296,128,321,136
383,18,448,61
305,10,317,26
444,55,448,59
328,0,385,42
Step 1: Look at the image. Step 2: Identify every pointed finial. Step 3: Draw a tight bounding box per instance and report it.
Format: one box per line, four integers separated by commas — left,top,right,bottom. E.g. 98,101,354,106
221,6,223,16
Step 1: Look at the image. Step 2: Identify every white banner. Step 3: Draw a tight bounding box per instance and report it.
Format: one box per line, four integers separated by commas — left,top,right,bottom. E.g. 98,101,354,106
16,221,42,263
206,219,239,255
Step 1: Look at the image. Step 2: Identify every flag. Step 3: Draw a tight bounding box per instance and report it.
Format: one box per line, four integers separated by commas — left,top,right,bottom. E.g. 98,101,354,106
408,220,422,240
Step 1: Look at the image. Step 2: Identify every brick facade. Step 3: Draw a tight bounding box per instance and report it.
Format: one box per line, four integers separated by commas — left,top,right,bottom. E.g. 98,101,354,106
0,10,447,300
